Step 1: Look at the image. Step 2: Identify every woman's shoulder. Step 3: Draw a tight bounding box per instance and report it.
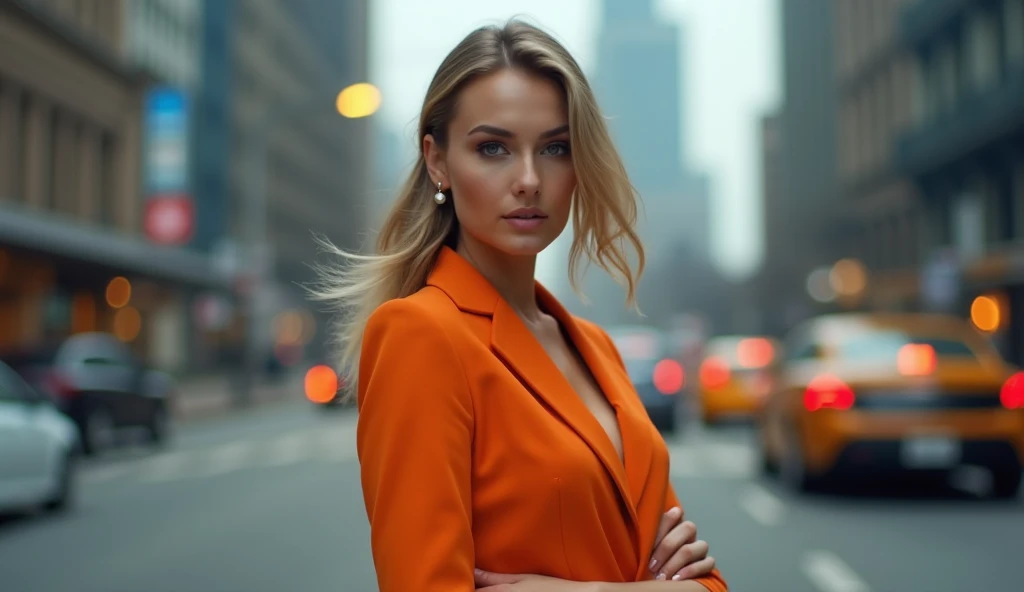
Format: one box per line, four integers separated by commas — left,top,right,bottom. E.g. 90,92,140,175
365,286,463,344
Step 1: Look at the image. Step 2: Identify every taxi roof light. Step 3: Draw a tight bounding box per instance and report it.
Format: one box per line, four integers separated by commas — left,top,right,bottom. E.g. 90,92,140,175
737,337,775,369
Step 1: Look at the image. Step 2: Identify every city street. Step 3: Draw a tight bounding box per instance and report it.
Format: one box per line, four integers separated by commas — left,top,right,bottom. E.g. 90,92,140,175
1,402,1021,592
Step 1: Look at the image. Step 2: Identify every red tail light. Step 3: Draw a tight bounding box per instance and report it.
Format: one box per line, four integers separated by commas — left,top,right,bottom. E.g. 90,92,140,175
700,357,731,390
804,374,855,411
44,371,76,399
653,359,685,395
1000,371,1024,409
737,338,774,368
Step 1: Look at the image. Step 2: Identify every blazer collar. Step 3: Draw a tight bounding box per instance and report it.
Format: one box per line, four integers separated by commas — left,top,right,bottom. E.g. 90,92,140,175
426,246,644,546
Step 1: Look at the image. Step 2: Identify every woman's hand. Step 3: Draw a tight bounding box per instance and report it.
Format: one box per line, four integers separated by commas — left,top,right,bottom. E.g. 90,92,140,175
649,507,716,581
474,569,596,591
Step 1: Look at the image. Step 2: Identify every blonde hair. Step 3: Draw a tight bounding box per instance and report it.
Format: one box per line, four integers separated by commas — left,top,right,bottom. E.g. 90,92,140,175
313,19,644,388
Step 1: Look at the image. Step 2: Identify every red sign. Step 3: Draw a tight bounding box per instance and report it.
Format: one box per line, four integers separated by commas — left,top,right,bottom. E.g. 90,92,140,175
145,195,194,245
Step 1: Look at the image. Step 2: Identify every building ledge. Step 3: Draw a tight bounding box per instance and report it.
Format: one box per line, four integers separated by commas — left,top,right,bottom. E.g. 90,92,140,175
896,68,1024,177
0,203,230,290
899,0,974,48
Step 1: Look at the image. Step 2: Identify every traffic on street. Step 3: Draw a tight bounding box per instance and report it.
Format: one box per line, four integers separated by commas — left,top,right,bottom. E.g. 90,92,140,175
1,395,1021,592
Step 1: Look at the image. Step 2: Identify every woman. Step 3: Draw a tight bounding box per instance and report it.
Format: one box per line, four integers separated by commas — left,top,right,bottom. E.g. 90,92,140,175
317,19,728,592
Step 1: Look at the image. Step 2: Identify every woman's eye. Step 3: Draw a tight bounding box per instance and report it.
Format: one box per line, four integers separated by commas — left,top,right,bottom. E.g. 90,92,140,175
543,142,571,156
477,142,508,156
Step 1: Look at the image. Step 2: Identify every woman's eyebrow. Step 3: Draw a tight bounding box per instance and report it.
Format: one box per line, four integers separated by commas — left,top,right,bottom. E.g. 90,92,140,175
467,123,570,138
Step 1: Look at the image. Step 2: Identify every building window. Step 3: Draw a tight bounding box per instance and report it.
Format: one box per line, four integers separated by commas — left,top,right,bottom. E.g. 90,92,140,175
98,133,115,227
1006,0,1024,68
966,7,1000,91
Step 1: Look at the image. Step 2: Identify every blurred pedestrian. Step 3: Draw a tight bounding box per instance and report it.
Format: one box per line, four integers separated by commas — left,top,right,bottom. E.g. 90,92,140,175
315,19,727,592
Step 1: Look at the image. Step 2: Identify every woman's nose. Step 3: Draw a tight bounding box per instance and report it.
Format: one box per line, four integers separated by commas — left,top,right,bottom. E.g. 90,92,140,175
511,156,541,196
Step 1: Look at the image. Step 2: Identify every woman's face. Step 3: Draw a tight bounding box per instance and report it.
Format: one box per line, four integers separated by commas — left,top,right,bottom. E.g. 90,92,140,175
425,68,576,259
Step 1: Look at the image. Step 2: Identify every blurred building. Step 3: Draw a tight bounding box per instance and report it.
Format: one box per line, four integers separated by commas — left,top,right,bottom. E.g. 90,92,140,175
836,0,921,310
561,0,712,328
897,0,1024,360
123,0,201,90
0,0,223,369
193,0,372,365
754,0,840,336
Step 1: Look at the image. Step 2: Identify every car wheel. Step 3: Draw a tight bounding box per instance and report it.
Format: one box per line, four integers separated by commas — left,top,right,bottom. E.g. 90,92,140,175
780,426,818,492
82,407,115,456
757,427,778,476
147,405,172,447
992,469,1022,500
44,450,76,513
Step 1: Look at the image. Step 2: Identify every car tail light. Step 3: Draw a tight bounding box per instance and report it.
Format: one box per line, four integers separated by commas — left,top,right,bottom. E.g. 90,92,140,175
44,370,76,399
737,338,774,368
700,357,730,390
804,374,855,411
897,343,936,376
653,359,685,395
1000,371,1024,409
305,365,339,404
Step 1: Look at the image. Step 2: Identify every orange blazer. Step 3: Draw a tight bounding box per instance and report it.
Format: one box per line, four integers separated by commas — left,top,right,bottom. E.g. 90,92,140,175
357,247,727,592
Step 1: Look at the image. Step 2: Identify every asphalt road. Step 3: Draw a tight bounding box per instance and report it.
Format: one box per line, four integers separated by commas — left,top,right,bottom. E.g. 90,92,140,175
1,401,1021,592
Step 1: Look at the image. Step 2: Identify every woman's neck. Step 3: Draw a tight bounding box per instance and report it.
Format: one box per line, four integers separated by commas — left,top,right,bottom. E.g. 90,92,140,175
456,241,541,322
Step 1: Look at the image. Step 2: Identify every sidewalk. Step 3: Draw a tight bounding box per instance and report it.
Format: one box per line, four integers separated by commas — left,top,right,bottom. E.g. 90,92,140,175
171,372,306,423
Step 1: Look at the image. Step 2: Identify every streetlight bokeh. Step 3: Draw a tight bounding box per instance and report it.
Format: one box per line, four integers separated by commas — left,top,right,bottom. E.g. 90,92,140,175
336,82,382,119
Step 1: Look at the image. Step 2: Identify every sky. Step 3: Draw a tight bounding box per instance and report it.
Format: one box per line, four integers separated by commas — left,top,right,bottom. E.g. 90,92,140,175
369,0,780,281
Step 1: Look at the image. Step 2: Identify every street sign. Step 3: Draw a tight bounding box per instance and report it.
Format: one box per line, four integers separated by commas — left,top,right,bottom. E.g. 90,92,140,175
143,86,193,245
144,196,194,245
921,249,960,311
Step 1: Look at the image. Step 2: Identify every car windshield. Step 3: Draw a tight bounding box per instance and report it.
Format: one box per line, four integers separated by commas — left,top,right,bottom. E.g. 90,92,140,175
836,331,978,361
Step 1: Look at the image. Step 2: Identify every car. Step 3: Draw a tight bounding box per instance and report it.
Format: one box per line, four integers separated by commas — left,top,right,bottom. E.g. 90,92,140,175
4,333,175,456
606,325,686,433
0,359,79,515
698,335,779,425
758,312,1024,497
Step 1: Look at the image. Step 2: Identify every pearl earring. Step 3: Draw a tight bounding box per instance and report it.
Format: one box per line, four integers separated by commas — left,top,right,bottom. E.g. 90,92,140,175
433,181,446,205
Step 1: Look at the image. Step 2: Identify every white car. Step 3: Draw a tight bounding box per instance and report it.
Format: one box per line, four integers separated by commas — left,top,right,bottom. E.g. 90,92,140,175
0,359,79,514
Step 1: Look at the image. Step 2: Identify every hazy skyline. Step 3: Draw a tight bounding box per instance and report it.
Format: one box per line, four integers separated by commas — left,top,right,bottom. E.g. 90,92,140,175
369,0,779,280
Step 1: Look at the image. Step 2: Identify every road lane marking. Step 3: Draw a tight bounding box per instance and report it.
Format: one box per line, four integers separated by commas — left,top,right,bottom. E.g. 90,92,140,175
140,451,192,482
737,484,784,526
801,550,871,592
80,463,133,484
266,433,308,466
202,441,252,476
706,442,755,476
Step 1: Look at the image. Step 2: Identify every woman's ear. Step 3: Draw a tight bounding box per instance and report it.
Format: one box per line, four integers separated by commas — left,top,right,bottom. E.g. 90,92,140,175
423,134,448,188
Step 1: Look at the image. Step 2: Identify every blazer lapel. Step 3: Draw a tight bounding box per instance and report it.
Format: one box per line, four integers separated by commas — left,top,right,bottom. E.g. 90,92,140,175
427,248,644,546
538,288,653,514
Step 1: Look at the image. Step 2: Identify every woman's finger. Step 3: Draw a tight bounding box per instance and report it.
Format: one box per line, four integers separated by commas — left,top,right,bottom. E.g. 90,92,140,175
650,520,696,575
656,539,709,581
673,556,716,582
653,506,682,550
474,569,519,587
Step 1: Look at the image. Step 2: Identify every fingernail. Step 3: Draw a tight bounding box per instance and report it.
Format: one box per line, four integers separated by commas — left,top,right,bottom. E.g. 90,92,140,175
656,573,666,580
649,558,658,571
672,575,683,581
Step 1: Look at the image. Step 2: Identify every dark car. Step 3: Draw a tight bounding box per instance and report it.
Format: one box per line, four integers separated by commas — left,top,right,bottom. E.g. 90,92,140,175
4,333,175,455
606,325,687,433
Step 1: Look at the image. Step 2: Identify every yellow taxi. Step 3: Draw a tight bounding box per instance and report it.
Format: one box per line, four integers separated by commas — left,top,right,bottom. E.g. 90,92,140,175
698,336,780,425
758,313,1024,497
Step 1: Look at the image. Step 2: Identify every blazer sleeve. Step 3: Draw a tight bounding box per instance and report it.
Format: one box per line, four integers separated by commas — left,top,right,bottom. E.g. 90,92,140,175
664,485,729,592
356,298,475,592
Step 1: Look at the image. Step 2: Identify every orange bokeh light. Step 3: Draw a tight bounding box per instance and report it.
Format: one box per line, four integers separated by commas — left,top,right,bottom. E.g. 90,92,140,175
305,365,340,404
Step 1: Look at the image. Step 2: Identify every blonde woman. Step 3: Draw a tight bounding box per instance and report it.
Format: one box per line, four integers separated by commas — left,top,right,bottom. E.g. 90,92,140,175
317,19,727,592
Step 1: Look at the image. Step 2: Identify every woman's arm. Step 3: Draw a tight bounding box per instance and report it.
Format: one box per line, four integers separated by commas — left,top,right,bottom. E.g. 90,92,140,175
594,581,713,591
357,298,476,592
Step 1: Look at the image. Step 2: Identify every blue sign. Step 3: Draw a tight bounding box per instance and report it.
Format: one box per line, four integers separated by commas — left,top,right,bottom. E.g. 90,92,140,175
143,87,191,196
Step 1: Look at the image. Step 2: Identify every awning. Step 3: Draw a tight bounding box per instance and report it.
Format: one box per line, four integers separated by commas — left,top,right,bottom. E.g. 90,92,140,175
0,204,231,290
